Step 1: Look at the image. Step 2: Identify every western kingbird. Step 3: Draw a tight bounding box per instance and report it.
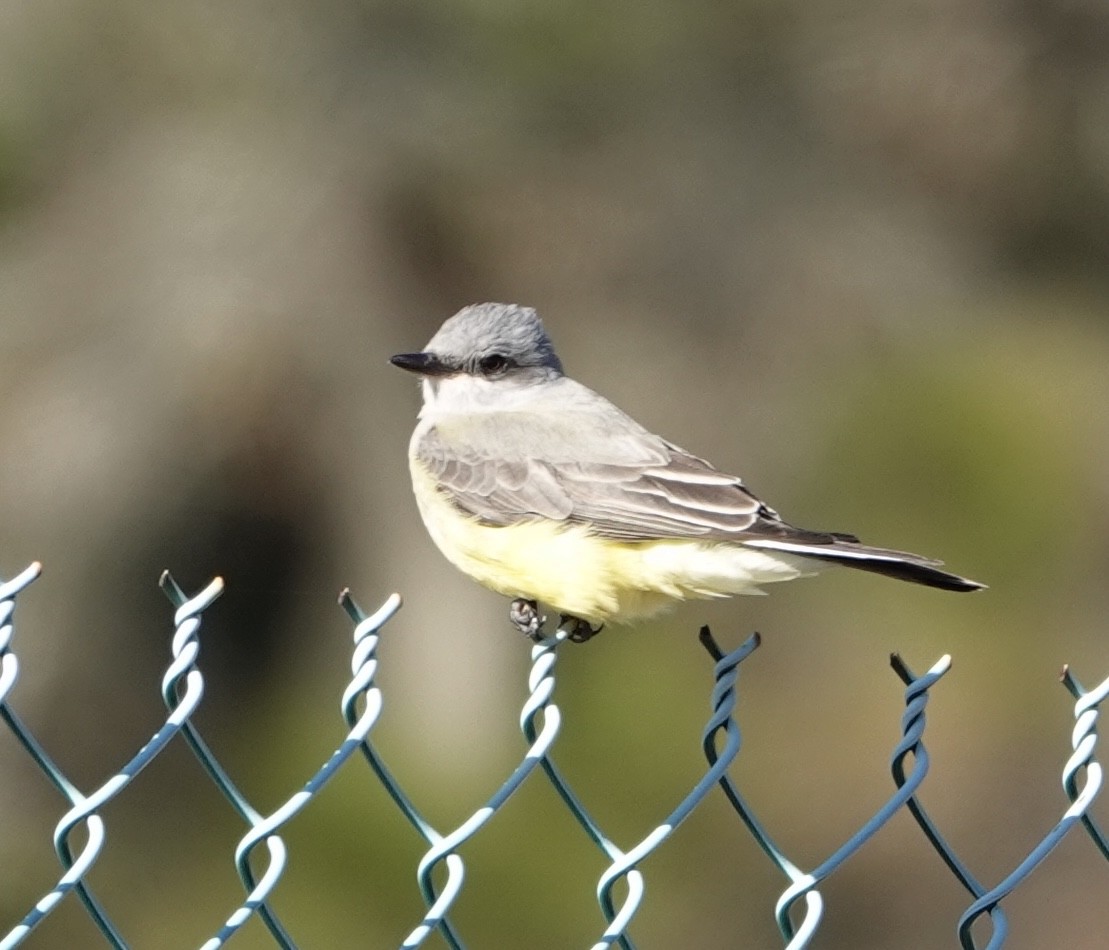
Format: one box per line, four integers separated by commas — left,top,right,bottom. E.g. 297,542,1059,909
392,303,983,641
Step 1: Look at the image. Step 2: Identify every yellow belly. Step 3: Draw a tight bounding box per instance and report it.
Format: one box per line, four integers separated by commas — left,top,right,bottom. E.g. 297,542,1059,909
409,459,812,624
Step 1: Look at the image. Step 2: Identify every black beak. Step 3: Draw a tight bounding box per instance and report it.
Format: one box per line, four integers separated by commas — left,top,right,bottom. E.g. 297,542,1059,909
389,351,453,377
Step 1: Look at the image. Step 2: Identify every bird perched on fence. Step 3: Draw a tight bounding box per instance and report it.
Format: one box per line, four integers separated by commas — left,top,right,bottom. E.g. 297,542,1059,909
391,303,983,642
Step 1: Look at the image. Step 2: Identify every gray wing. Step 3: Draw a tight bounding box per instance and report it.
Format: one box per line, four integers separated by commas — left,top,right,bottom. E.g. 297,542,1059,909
415,390,985,592
415,405,839,545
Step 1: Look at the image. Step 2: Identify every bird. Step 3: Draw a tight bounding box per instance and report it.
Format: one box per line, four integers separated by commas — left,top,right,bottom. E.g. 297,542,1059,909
391,303,983,642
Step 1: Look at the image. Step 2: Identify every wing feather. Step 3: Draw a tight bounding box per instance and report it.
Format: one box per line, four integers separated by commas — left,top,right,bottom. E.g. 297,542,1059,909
414,408,834,544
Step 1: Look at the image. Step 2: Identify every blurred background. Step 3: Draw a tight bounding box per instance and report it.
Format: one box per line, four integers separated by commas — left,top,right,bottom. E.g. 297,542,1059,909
1,0,1108,946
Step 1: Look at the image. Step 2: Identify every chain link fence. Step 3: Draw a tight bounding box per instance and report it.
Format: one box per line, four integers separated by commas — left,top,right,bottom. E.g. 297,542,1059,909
1,562,1107,948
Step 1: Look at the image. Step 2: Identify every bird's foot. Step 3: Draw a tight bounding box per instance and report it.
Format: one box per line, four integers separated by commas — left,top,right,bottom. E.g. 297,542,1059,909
509,598,546,641
562,615,604,643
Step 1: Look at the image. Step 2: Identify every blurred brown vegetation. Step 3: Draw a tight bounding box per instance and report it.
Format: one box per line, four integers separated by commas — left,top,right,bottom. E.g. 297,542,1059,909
1,0,1108,947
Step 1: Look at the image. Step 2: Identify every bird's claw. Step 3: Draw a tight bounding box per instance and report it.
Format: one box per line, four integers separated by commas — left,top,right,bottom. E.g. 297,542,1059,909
509,600,603,643
509,598,546,641
562,615,604,643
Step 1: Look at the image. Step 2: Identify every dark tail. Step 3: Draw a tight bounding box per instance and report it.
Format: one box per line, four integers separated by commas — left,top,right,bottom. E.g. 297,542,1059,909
744,538,985,592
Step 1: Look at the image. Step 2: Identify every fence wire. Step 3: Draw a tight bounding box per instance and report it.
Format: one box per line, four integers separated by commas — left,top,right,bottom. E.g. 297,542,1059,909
1,562,1107,948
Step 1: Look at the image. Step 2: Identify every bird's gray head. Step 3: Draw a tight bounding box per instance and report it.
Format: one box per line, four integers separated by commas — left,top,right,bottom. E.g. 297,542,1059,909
391,303,564,383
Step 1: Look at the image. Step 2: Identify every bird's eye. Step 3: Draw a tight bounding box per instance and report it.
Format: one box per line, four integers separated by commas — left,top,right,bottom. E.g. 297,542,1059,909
478,353,510,375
